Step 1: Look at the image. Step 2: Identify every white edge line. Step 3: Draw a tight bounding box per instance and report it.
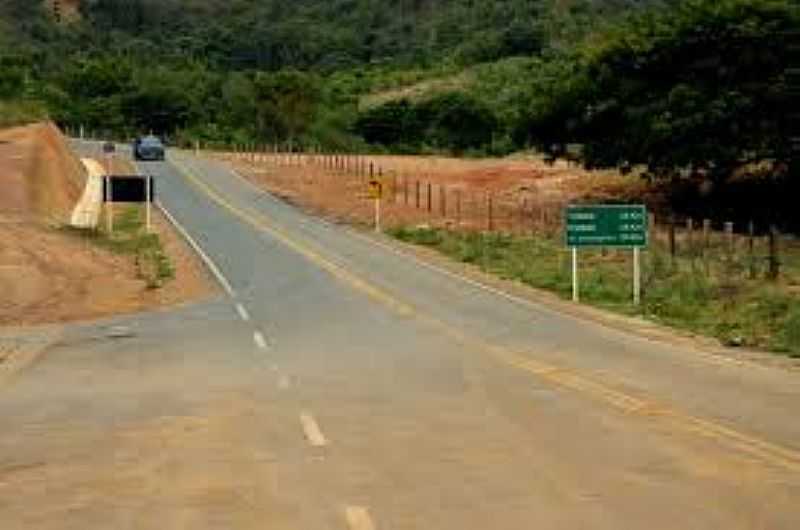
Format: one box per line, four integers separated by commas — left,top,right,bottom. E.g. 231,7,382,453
347,228,552,313
205,154,586,319
343,229,777,371
253,331,269,350
217,154,553,314
299,412,328,447
236,303,251,322
155,201,236,297
344,506,376,530
209,153,750,365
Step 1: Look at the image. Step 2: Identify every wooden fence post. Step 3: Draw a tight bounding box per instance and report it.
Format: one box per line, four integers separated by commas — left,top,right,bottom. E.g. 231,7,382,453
522,199,529,236
669,216,677,262
768,225,780,280
455,189,462,227
415,181,420,209
488,195,494,232
724,222,734,254
649,213,656,245
440,184,446,217
427,182,432,214
748,220,756,279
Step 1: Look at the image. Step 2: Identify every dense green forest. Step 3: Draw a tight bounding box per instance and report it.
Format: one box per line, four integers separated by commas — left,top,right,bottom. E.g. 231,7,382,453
0,0,798,226
1,0,665,145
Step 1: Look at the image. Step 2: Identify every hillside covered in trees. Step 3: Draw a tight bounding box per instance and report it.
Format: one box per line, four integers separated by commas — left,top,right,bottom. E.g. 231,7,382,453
6,1,663,69
1,0,667,141
1,0,798,227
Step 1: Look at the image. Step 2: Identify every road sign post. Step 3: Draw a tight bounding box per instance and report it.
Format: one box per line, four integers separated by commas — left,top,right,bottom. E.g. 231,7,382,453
368,179,383,233
105,176,113,234
103,141,115,232
565,205,648,305
145,175,152,233
572,247,579,302
633,246,641,305
103,175,156,234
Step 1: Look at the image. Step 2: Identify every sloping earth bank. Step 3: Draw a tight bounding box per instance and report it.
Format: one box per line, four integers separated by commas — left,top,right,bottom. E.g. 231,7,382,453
0,123,215,331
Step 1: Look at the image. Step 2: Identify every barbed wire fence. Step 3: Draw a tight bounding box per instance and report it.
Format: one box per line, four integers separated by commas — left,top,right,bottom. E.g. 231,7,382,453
205,145,799,290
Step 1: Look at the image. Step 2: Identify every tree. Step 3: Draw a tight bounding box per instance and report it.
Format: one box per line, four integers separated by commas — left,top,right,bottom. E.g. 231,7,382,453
526,0,798,183
253,70,320,147
418,92,498,153
354,99,420,147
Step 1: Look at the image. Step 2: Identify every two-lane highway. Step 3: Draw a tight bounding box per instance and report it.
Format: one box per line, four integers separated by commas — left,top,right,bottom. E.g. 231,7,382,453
0,145,798,529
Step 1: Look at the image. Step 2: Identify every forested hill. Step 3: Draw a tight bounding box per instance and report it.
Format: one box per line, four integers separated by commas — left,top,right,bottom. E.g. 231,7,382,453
1,0,797,230
7,0,662,70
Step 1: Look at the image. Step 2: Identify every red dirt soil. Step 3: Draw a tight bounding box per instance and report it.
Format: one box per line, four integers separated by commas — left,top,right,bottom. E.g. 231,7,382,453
0,123,215,327
218,151,656,233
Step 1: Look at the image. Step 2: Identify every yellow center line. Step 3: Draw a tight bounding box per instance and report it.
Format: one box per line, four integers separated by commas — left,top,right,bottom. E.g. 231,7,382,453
170,156,800,474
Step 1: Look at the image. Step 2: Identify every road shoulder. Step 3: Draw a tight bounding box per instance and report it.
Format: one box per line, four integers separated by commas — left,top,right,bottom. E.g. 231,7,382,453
351,226,800,373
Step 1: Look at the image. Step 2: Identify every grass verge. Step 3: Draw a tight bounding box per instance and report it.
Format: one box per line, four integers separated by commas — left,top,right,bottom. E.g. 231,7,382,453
64,206,174,289
389,226,800,357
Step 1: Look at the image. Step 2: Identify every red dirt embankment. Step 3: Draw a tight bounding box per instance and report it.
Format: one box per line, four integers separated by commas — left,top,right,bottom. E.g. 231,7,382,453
0,123,215,327
220,151,659,233
0,122,84,224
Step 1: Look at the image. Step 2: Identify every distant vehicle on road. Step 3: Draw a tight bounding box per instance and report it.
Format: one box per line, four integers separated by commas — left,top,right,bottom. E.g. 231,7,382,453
133,135,165,161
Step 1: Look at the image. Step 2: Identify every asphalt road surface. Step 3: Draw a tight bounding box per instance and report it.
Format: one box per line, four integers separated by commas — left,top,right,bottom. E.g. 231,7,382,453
1,143,798,529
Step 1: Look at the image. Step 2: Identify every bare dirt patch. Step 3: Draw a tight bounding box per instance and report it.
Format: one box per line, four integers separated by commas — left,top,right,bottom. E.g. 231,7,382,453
218,152,653,233
0,124,216,327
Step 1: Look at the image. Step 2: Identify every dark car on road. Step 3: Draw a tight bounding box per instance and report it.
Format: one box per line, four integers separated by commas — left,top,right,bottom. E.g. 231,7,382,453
133,135,165,161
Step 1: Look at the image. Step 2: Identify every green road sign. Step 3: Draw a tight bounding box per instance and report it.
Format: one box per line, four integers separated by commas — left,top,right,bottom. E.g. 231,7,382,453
565,205,648,248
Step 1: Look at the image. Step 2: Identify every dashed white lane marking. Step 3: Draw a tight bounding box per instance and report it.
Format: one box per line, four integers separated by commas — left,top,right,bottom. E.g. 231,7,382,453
253,331,269,350
155,201,236,297
236,303,251,322
344,506,376,530
278,375,291,390
300,412,328,447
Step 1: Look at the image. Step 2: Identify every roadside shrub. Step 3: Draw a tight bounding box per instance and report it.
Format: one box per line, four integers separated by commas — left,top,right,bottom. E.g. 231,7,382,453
644,272,712,325
355,92,499,154
780,304,800,357
416,92,497,154
354,99,421,147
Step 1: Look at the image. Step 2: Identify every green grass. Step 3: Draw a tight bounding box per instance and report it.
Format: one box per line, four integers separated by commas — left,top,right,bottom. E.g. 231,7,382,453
64,206,174,289
390,226,800,356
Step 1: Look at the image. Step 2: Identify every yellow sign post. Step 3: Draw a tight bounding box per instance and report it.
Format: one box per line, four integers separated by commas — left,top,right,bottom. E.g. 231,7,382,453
367,179,383,199
368,180,383,232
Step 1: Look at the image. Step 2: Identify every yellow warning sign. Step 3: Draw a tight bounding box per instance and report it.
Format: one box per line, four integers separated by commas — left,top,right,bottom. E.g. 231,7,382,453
367,179,383,199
